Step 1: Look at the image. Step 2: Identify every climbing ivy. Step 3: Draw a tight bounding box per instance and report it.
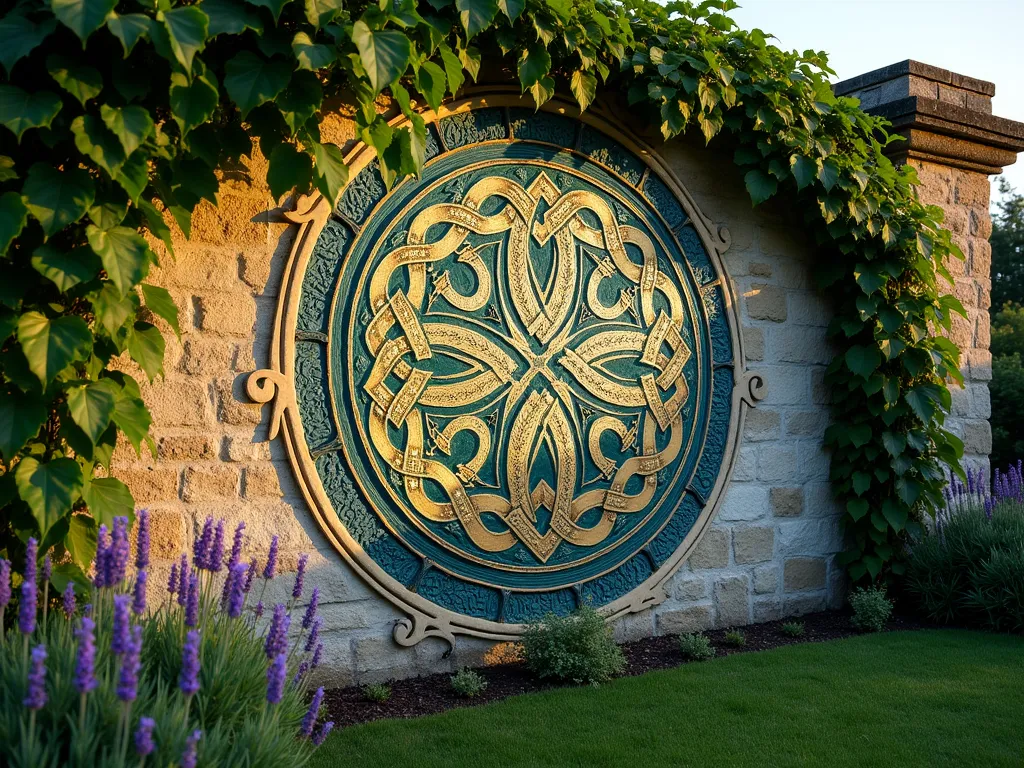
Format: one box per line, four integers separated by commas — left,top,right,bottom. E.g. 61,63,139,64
0,0,964,586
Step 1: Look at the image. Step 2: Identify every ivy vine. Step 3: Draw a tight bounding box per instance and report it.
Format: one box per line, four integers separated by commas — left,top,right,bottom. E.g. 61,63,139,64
0,0,965,587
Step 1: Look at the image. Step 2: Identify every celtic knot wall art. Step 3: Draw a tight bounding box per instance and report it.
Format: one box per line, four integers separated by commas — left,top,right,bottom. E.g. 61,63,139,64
248,96,763,647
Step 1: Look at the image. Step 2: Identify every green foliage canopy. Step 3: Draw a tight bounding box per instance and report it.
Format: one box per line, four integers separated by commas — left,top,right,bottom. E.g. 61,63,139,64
0,0,966,585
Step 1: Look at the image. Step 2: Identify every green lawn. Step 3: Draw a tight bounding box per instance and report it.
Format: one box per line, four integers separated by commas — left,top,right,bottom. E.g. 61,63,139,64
311,630,1024,768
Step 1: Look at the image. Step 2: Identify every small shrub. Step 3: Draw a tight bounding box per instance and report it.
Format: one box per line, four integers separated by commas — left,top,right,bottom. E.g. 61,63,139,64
521,606,625,685
483,642,525,666
849,586,893,632
723,630,746,647
450,669,488,698
678,633,715,661
780,621,805,638
362,683,392,703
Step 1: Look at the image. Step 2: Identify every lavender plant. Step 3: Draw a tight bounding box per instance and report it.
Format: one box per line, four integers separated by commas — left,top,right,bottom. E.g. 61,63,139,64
905,461,1024,631
0,512,334,766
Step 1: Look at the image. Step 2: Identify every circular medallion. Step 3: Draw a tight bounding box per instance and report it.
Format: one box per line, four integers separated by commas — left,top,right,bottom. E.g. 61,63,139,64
287,100,741,633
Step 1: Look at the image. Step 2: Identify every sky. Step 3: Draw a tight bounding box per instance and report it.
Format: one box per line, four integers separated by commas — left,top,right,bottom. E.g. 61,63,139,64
728,0,1024,202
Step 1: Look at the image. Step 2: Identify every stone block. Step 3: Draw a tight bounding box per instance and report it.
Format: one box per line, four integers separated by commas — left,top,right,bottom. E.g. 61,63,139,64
784,557,827,592
753,565,778,595
749,262,772,277
953,172,990,208
786,291,830,327
216,378,263,426
783,593,827,617
719,484,768,522
753,598,783,623
746,283,787,322
803,482,839,517
353,636,416,683
142,380,211,427
796,443,831,483
196,295,257,337
743,409,780,441
157,434,217,462
687,528,730,569
770,487,803,517
732,445,757,482
733,526,774,564
243,464,283,499
147,246,245,292
613,610,654,643
714,575,750,626
759,366,809,405
224,436,272,462
743,326,764,361
962,419,992,454
656,604,712,635
778,519,844,556
785,411,828,438
149,508,187,559
757,445,797,483
182,465,239,502
771,327,832,364
672,573,708,602
180,337,236,376
119,467,181,504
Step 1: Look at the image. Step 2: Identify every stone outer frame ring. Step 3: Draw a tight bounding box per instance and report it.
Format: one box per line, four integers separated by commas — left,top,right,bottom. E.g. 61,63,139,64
247,92,765,649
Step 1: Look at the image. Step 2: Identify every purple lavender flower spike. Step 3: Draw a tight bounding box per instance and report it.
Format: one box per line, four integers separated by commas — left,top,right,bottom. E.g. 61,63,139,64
168,562,179,597
293,553,308,600
133,570,148,616
117,625,143,702
293,660,310,686
19,539,38,634
63,582,76,618
227,521,245,571
305,616,322,654
185,572,199,628
112,594,131,654
195,517,214,570
74,617,98,694
266,652,287,704
301,687,325,737
227,563,247,619
181,729,201,768
255,601,264,619
25,538,37,583
263,536,279,580
180,630,201,696
176,554,189,606
0,559,11,609
42,554,51,582
312,721,334,747
209,520,225,573
135,717,156,757
311,642,322,669
264,603,290,658
95,525,111,589
110,516,130,585
301,586,319,630
967,468,975,494
23,644,47,710
136,509,151,570
83,603,93,617
244,560,257,594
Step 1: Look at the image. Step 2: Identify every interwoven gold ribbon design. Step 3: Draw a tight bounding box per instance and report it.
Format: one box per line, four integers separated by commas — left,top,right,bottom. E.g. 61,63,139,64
360,172,691,563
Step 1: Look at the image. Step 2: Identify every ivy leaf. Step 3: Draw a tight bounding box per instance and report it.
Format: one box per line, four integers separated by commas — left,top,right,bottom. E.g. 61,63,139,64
291,31,336,70
438,46,465,95
351,21,411,95
46,55,103,106
15,457,83,540
852,471,872,496
81,477,134,527
896,477,921,507
243,0,290,22
126,321,165,380
0,86,62,142
570,69,597,111
881,431,907,457
0,390,47,460
416,61,446,112
86,225,152,297
138,199,175,257
0,191,28,256
497,0,525,20
311,141,349,204
140,283,181,339
112,389,151,454
277,70,323,134
0,156,16,183
790,155,815,190
0,15,56,76
744,169,777,206
845,344,880,379
51,0,118,41
65,515,98,571
67,381,116,445
23,164,95,237
71,115,127,177
169,70,219,136
17,312,93,385
115,152,149,204
100,105,154,156
304,0,344,26
817,158,840,192
853,262,887,295
224,51,292,117
846,498,869,521
458,45,481,82
905,384,941,423
159,6,209,73
456,0,498,37
202,0,263,36
106,13,153,56
267,142,313,198
31,245,100,291
529,76,555,109
518,43,550,91
90,282,140,336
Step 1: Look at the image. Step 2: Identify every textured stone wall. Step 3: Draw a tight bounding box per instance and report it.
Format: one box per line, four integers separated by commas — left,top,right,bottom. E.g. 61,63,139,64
113,98,992,685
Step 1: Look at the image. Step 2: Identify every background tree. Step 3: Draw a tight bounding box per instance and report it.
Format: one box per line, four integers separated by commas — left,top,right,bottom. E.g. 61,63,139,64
989,179,1024,468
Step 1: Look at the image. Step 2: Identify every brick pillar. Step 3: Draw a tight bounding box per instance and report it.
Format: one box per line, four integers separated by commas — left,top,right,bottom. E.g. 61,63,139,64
834,60,1024,474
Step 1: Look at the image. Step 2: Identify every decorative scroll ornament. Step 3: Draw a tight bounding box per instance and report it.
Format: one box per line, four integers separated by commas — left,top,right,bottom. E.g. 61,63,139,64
248,96,762,648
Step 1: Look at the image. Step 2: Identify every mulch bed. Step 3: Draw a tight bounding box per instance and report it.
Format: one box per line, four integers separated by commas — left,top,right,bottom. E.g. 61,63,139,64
321,610,930,728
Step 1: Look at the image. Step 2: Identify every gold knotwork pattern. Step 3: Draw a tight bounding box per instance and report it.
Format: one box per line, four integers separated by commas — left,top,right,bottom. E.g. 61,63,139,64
356,169,695,564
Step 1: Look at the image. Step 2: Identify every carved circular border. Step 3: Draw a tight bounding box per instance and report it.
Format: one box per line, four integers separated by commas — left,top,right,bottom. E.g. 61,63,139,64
252,93,761,646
